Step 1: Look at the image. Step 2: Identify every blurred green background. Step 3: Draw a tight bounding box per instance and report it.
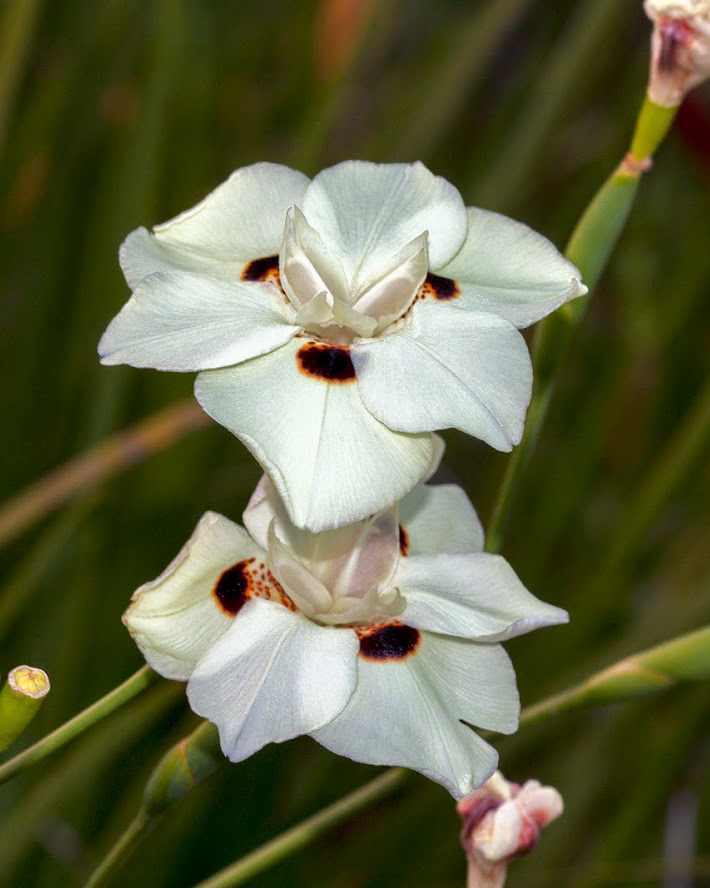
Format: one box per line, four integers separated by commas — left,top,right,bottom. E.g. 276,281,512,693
1,0,710,885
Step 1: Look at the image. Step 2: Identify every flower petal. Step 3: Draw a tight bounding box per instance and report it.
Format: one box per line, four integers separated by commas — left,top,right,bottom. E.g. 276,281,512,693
152,163,309,271
352,232,429,332
123,512,263,680
311,630,516,797
437,207,586,328
351,303,532,451
195,338,435,531
119,227,238,289
399,483,485,556
99,271,298,371
187,600,358,761
280,207,350,308
302,161,467,290
396,553,569,642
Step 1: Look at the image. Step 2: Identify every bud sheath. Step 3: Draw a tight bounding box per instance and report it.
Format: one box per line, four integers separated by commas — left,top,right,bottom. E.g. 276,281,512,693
0,665,51,753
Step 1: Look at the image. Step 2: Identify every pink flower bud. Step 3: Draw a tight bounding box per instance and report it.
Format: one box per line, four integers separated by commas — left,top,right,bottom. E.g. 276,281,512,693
644,1,710,105
457,772,563,888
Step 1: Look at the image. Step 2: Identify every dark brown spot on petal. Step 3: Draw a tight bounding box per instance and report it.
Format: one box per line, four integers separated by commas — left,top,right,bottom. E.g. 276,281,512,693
213,558,255,616
241,255,282,289
357,621,421,661
296,341,356,383
213,558,295,616
398,524,409,557
421,271,460,301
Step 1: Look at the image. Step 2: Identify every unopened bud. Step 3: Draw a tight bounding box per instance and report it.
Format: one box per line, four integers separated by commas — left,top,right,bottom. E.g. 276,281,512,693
457,772,563,888
142,720,221,820
645,0,710,105
0,665,51,753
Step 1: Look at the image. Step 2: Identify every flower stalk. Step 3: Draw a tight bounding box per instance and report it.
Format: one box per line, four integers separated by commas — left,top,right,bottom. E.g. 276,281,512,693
486,26,683,553
519,624,710,726
85,721,223,888
0,665,157,786
0,666,50,753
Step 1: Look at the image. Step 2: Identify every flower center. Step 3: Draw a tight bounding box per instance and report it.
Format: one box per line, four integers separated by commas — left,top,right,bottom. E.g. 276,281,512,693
265,512,404,626
279,207,429,344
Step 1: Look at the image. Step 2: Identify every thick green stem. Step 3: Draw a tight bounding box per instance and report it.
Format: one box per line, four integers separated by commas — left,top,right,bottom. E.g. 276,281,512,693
0,666,157,786
486,87,678,553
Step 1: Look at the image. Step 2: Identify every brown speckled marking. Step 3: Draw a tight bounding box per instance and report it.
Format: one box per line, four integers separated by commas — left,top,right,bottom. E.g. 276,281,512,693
296,341,356,383
420,271,460,301
213,559,294,616
356,621,421,661
398,524,410,556
241,255,282,290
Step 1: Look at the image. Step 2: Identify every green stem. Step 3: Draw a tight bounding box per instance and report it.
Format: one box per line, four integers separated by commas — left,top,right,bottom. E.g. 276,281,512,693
84,813,149,888
0,665,157,786
192,768,407,888
486,87,678,553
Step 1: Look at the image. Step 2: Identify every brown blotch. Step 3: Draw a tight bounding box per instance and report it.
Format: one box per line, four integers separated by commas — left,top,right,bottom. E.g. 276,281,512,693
241,255,282,289
213,558,255,616
398,524,410,557
357,622,421,661
296,341,356,383
421,271,460,301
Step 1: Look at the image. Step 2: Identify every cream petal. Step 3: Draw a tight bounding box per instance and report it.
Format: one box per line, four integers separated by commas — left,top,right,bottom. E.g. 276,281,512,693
122,512,263,680
437,207,586,328
312,630,516,798
399,483,485,556
352,302,532,451
280,207,350,309
187,600,358,761
396,553,568,642
352,233,429,332
303,161,467,290
194,338,435,531
99,271,298,371
154,163,310,266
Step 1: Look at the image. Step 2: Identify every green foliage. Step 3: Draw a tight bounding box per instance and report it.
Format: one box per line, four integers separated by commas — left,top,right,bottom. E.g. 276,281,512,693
1,0,710,885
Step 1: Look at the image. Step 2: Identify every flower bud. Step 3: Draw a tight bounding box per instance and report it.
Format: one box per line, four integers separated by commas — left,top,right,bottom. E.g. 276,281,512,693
644,0,710,106
457,771,563,888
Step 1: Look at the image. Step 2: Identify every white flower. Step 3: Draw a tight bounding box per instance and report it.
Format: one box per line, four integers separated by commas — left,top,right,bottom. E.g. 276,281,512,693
645,0,710,105
457,771,564,888
123,467,568,798
99,161,584,531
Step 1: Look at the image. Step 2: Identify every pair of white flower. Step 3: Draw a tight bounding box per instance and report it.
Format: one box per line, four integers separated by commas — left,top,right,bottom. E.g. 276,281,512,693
101,160,581,796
